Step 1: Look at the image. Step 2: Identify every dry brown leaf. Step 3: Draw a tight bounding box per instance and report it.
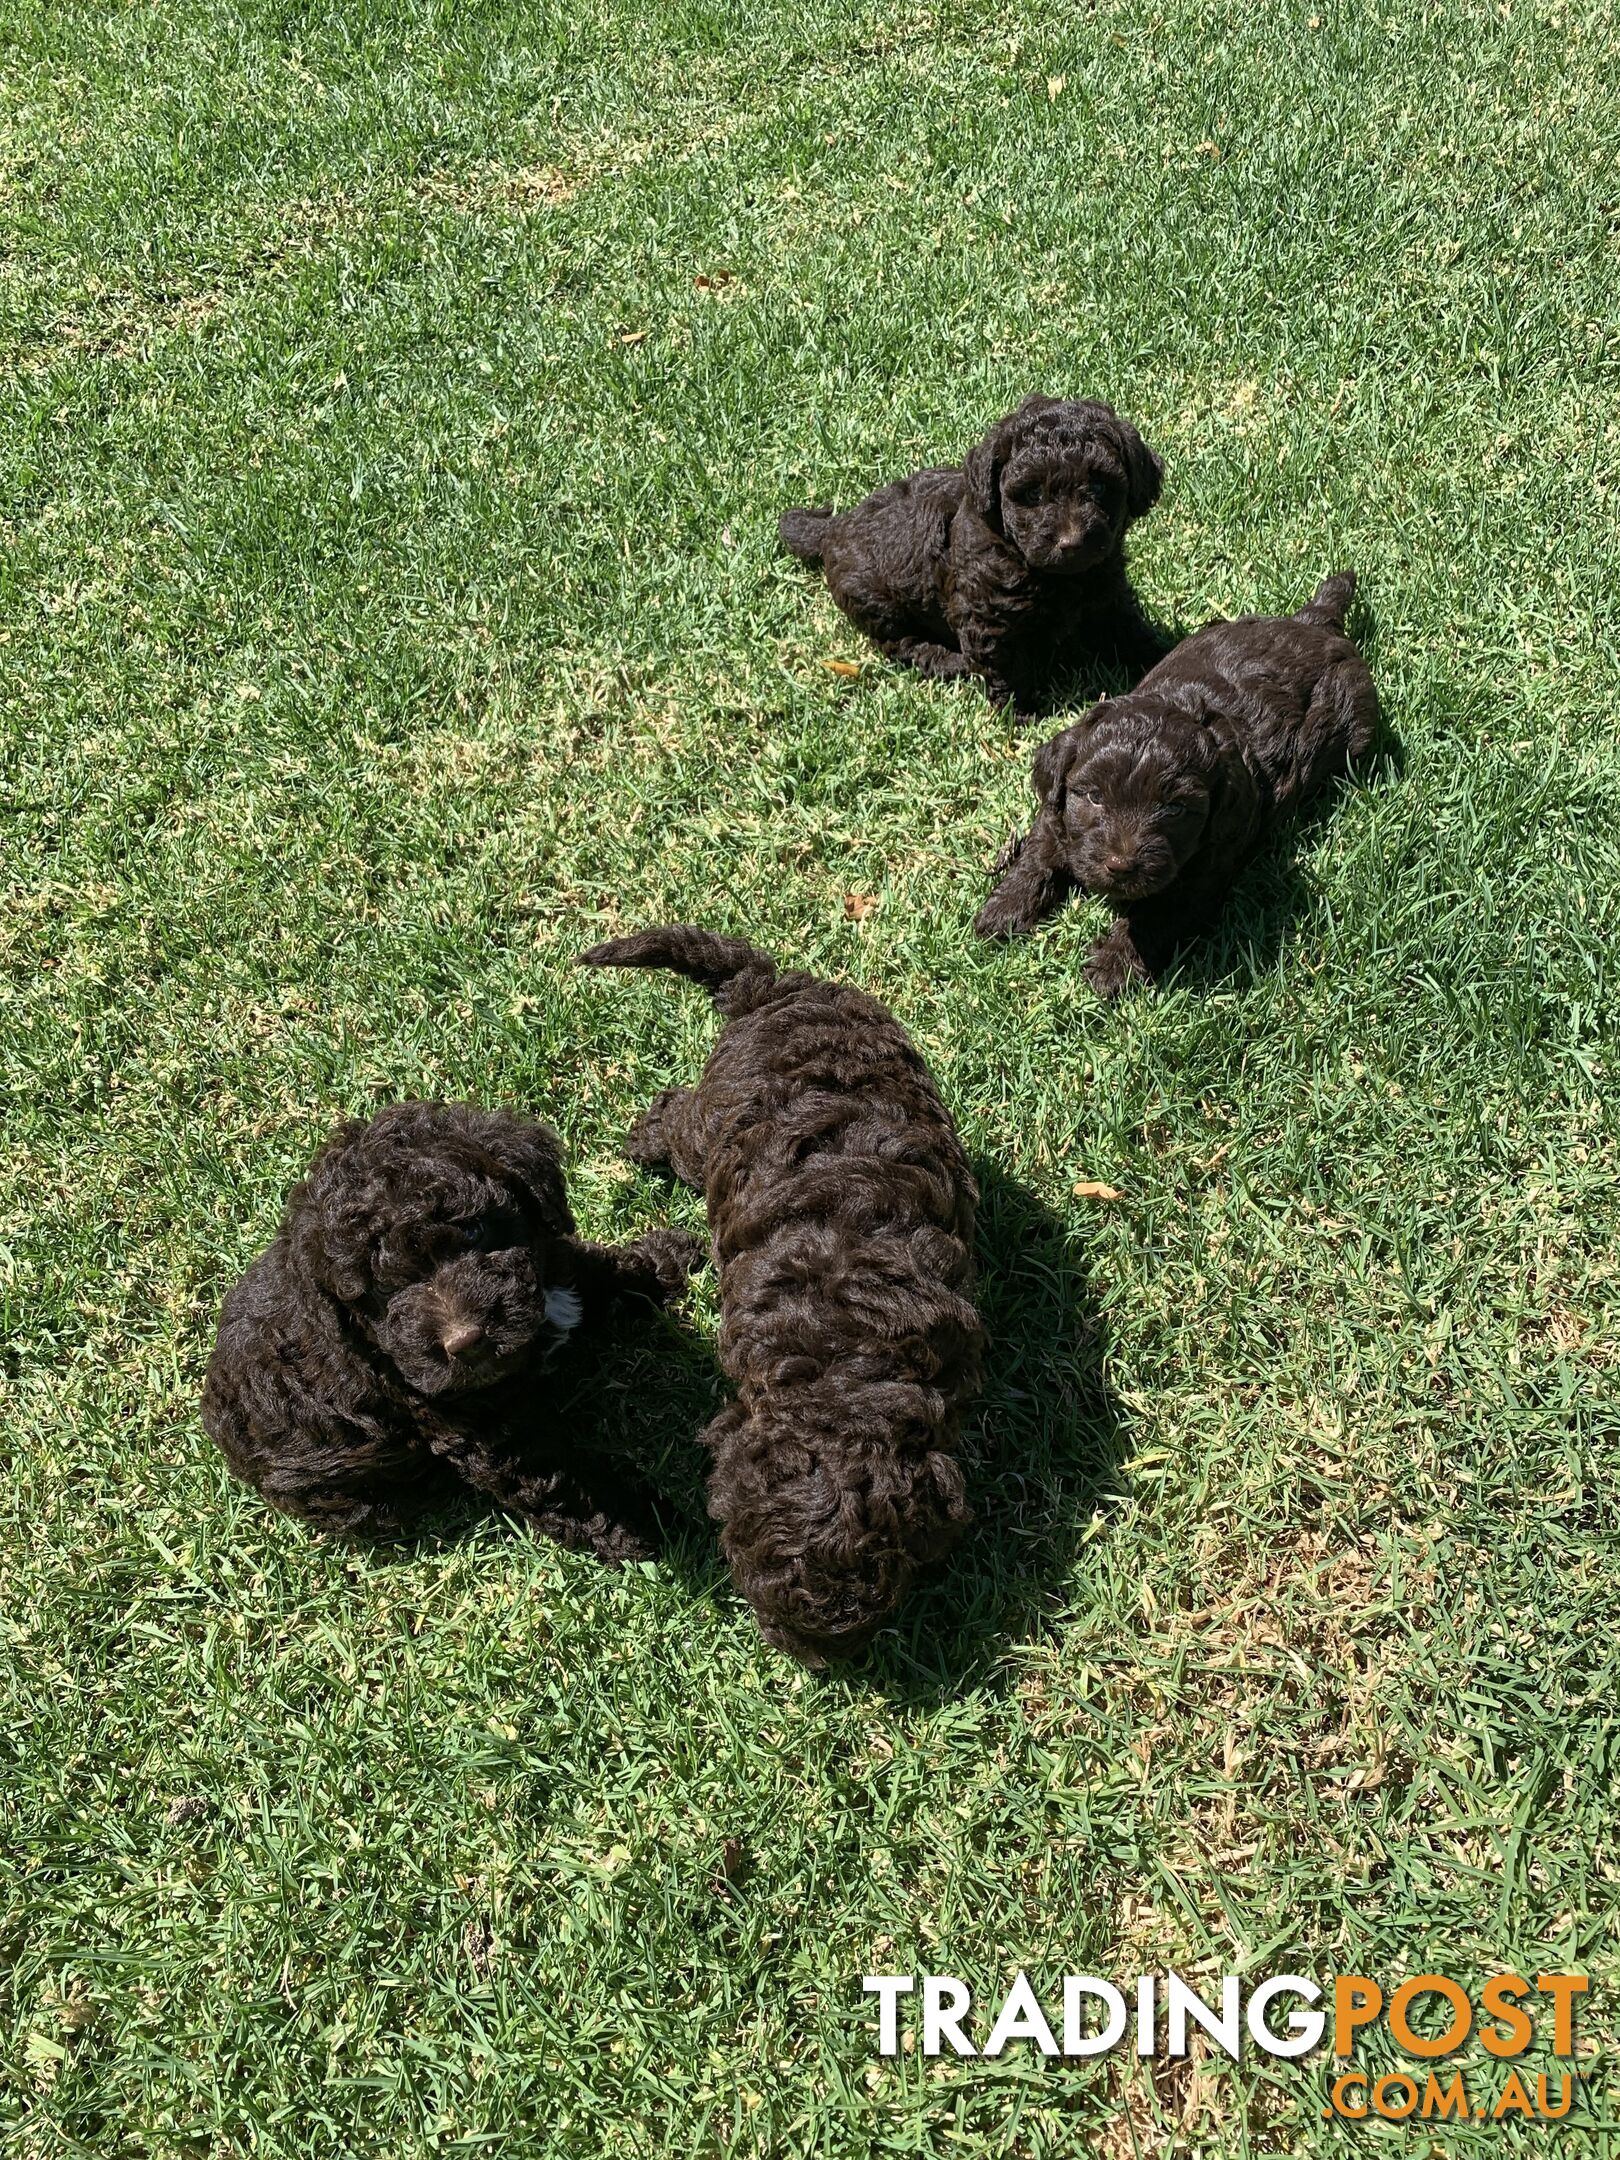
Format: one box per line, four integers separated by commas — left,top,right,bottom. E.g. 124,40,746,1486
709,1836,752,1901
821,658,861,678
617,328,648,345
1073,1180,1124,1201
843,892,879,921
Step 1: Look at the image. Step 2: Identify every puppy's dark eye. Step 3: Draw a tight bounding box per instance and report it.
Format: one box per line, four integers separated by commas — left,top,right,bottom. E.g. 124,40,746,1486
473,1210,527,1253
1079,787,1104,807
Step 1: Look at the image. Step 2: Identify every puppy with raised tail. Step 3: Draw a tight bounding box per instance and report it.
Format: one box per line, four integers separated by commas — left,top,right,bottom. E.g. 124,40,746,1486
975,573,1379,996
779,394,1166,713
579,928,985,1666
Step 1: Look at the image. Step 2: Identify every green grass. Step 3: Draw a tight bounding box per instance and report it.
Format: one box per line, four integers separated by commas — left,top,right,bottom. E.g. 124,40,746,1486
3,0,1618,2150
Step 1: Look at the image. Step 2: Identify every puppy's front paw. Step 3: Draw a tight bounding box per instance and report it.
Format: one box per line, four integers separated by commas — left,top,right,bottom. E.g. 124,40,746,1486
637,1227,709,1295
975,844,1063,940
974,885,1029,941
990,825,1026,878
589,1513,660,1566
623,1089,682,1169
1084,929,1150,1001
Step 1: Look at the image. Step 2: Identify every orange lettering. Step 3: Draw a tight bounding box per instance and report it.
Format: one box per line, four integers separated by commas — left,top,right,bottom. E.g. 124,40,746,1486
1538,2073,1575,2120
1388,1975,1471,2058
1333,1975,1383,2058
1331,2072,1368,2119
1422,2071,1469,2120
1494,2069,1536,2120
1480,1974,1532,2058
1373,2073,1419,2120
1536,1974,1589,2055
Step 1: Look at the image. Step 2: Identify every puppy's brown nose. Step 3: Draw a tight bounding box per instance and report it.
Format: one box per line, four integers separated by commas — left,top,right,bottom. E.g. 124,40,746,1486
1103,852,1136,879
441,1319,485,1358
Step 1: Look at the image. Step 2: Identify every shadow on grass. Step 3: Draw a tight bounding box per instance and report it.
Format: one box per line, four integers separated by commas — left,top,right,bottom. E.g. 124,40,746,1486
1163,720,1405,998
1037,605,1195,718
843,1160,1127,1705
337,1171,1122,1702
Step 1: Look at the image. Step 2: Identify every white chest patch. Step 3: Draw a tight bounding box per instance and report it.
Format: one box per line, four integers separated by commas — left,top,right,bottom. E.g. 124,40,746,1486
544,1286,585,1335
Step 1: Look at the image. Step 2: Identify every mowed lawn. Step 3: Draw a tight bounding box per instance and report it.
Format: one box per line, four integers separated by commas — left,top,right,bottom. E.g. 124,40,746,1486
3,0,1618,2151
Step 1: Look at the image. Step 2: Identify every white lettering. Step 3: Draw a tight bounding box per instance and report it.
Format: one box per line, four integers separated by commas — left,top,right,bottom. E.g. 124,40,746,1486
862,1975,914,2057
1063,1976,1128,2057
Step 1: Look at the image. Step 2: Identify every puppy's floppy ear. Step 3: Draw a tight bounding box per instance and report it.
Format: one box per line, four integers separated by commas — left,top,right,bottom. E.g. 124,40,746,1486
476,1113,574,1231
961,422,1012,534
1110,412,1164,519
287,1116,375,1303
962,394,1063,533
1031,714,1094,806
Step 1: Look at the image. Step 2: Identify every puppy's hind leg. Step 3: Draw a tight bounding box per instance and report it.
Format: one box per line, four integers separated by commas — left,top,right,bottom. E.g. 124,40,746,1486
879,635,974,684
1331,662,1381,764
1283,663,1381,809
259,1472,413,1541
572,1227,708,1305
624,1085,710,1190
432,1431,663,1565
974,818,1075,939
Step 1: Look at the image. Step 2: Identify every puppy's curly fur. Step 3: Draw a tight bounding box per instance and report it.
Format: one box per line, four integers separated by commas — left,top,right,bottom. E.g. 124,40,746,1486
976,573,1379,995
200,1100,702,1562
779,393,1165,712
579,928,985,1666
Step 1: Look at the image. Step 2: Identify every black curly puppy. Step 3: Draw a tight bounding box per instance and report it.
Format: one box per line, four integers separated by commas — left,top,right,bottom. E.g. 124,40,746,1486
975,573,1378,996
779,394,1165,713
579,928,985,1666
201,1100,702,1561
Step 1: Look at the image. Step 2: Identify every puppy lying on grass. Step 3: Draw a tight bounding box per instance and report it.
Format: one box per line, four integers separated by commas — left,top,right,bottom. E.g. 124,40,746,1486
779,394,1165,713
975,572,1378,995
580,927,985,1666
202,1101,701,1561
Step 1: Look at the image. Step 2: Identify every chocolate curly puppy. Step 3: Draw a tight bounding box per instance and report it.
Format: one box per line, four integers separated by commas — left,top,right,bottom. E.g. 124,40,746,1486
579,928,984,1666
976,573,1378,995
201,1100,702,1561
779,394,1165,712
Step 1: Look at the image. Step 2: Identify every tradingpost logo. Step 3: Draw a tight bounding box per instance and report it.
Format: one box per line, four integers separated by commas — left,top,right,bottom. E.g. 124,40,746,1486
862,1968,1590,2123
1325,1973,1586,2124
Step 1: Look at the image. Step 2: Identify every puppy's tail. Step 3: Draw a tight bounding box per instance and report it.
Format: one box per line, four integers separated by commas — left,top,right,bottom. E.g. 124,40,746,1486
578,925,780,1018
1295,571,1357,631
777,507,833,563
